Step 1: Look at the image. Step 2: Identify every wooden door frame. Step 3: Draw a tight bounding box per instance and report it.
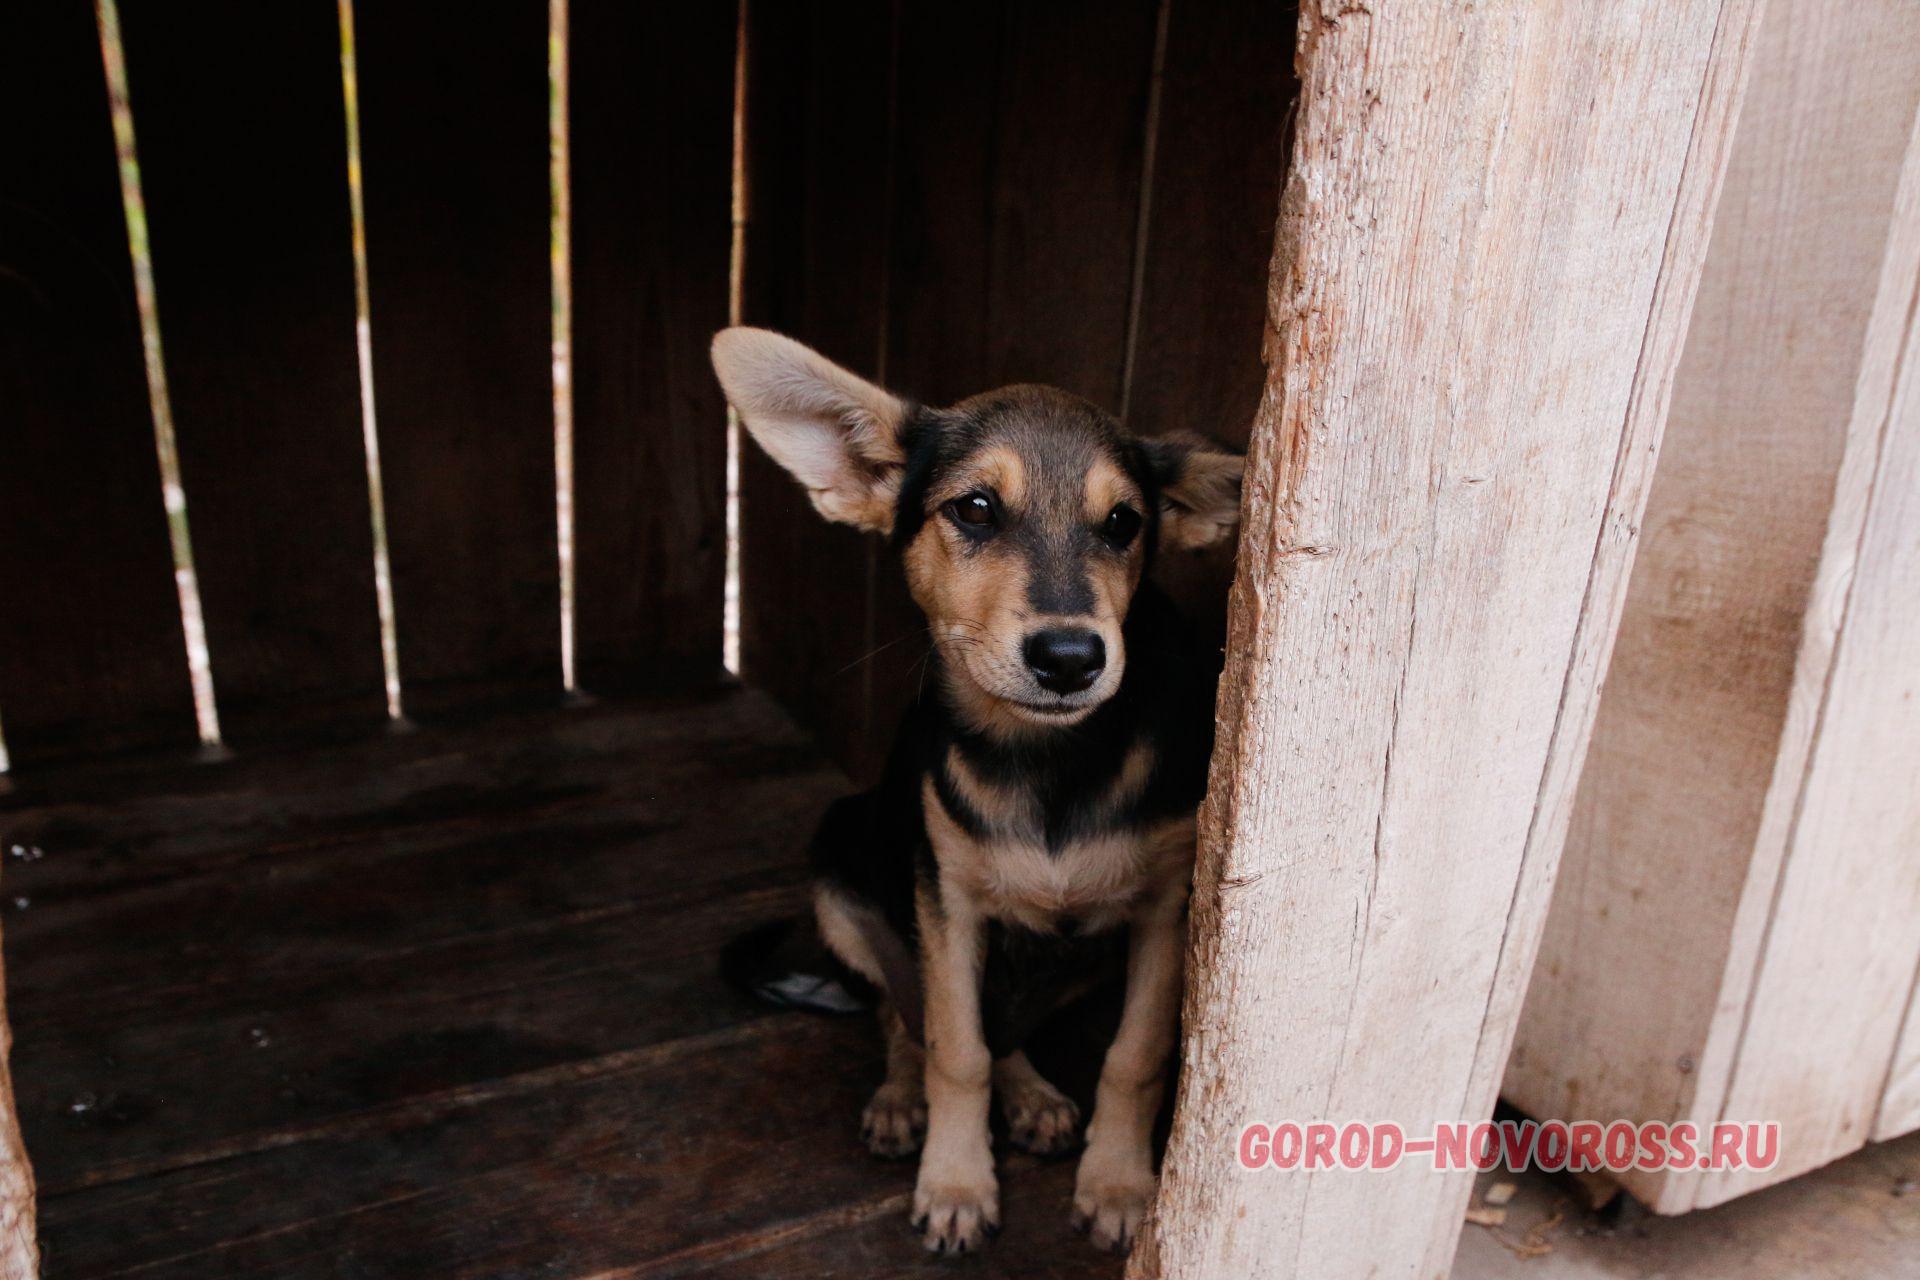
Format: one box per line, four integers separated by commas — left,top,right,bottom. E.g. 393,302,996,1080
1132,3,1762,1276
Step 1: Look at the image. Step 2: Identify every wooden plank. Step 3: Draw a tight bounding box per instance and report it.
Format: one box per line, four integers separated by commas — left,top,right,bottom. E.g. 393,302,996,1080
673,1163,1109,1280
1881,976,1920,1140
1124,0,1294,645
1504,0,1920,1213
1131,3,1758,1276
3,693,842,1198
975,0,1160,406
570,1,734,695
7,684,1108,1276
40,1014,1102,1280
0,919,38,1280
354,0,562,717
1699,148,1920,1196
114,0,386,746
737,0,897,779
0,0,198,766
1123,0,1292,453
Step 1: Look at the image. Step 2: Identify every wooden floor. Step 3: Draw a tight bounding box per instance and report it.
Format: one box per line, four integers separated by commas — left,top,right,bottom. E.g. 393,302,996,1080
0,690,1122,1279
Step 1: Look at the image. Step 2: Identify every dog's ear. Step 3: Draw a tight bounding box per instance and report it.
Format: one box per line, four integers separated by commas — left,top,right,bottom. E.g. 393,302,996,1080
711,327,910,534
1138,433,1245,551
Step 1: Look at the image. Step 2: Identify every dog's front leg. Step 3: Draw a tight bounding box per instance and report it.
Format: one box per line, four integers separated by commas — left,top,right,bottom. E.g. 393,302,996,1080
911,878,997,1253
1074,877,1187,1252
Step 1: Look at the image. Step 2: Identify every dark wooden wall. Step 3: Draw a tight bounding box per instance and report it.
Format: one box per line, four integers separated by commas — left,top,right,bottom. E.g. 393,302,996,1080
0,0,200,764
0,0,731,769
0,0,1280,779
740,0,1295,781
571,3,735,696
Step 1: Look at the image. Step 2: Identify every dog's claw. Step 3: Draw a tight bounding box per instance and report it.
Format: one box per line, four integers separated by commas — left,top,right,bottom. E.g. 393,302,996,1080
913,1172,1000,1254
1072,1157,1155,1254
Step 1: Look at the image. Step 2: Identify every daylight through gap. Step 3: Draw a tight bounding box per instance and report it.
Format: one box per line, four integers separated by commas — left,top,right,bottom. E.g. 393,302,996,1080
337,0,404,719
96,0,221,746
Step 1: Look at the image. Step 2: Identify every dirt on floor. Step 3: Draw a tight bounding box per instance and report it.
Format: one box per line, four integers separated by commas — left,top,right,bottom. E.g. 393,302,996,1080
1452,1127,1920,1280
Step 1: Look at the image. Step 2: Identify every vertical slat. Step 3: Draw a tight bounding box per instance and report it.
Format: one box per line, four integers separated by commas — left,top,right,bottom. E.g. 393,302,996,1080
1132,1,1758,1274
115,0,386,745
1126,0,1293,450
569,1,734,695
1124,0,1294,645
738,0,897,777
885,0,1161,406
1881,965,1920,1139
0,922,35,1279
1504,0,1920,1213
0,0,197,765
355,1,562,717
980,0,1162,402
1700,166,1920,1196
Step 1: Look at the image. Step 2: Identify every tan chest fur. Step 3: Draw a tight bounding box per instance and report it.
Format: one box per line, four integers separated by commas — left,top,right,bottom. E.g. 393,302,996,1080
923,746,1194,935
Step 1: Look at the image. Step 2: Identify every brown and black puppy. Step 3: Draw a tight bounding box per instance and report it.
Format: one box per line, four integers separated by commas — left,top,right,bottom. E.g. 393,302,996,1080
711,328,1242,1255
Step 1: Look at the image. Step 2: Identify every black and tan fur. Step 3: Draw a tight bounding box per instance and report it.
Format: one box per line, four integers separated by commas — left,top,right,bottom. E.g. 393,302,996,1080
711,328,1242,1255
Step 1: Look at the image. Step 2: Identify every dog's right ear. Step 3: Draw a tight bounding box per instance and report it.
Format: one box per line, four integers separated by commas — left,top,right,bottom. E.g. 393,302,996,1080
711,327,910,534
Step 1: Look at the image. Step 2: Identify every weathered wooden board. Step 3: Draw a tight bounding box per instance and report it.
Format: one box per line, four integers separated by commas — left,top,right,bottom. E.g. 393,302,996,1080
6,693,1117,1279
0,918,37,1280
1123,0,1291,451
1125,0,1294,646
1132,3,1758,1276
1505,0,1920,1213
1881,973,1920,1140
116,0,387,745
570,1,734,695
354,1,562,716
0,0,198,766
1705,212,1920,1197
737,0,897,779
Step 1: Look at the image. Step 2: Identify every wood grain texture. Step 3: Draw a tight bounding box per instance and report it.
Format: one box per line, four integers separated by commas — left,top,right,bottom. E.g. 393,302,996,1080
1124,0,1292,451
1126,0,1295,646
1881,963,1920,1140
4,694,1117,1279
570,1,734,695
0,0,198,767
1130,3,1757,1276
1505,0,1920,1213
115,0,387,745
355,0,562,717
1706,196,1920,1194
0,921,37,1280
737,0,897,780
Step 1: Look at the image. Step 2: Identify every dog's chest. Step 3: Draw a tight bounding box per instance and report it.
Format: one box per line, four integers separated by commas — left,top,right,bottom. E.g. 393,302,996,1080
926,746,1189,935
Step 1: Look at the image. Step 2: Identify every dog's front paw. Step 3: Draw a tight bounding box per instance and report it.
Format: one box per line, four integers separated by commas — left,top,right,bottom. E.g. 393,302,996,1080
1071,1147,1155,1254
912,1162,1000,1255
1001,1076,1081,1156
861,1083,926,1158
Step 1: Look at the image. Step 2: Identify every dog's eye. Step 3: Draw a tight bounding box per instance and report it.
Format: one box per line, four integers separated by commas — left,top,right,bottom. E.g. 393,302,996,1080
1103,503,1142,548
947,492,996,529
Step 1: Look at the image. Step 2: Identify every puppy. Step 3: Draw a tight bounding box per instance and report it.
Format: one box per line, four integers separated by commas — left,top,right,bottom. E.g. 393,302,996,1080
711,328,1242,1254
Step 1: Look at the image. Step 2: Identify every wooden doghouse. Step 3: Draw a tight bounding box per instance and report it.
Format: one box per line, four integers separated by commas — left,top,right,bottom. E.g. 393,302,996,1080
8,1,1917,1278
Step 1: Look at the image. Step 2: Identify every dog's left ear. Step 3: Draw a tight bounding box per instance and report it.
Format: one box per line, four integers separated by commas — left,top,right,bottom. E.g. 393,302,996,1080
1137,433,1246,551
711,327,910,534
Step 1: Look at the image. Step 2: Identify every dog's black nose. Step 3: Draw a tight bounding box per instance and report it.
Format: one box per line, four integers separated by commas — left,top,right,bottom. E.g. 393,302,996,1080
1023,628,1105,694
